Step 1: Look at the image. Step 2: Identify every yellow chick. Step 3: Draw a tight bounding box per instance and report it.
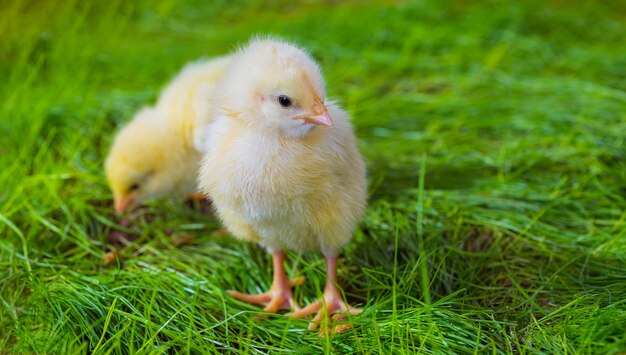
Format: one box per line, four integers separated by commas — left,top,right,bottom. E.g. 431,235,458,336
105,56,230,213
198,38,367,331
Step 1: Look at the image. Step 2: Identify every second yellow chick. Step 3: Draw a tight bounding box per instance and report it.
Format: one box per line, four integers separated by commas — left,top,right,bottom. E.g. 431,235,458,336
105,56,230,213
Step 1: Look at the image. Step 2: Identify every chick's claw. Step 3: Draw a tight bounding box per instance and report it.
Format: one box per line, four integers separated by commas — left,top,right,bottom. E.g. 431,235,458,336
327,314,357,336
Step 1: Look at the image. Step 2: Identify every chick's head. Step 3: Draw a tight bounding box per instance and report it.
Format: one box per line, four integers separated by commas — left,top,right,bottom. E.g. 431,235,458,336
105,107,187,213
218,37,333,136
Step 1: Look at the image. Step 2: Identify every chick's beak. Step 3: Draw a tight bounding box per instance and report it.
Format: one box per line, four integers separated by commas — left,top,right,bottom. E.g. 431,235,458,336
302,99,333,126
114,196,135,214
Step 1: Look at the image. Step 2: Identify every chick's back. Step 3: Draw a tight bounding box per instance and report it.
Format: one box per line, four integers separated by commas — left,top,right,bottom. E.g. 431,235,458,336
155,56,232,148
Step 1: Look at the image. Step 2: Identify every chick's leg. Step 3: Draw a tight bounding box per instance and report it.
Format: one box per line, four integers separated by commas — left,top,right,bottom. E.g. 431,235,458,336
228,249,304,313
291,254,362,334
186,192,206,202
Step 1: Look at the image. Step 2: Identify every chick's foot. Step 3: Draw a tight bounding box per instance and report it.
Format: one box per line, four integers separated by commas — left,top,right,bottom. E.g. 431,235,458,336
290,254,362,335
291,285,361,334
227,276,304,313
227,250,304,315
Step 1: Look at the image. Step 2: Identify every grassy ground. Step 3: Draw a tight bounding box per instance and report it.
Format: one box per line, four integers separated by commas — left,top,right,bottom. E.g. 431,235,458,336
2,0,626,353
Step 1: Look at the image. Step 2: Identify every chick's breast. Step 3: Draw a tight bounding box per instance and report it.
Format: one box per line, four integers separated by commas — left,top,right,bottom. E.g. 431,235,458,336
199,104,366,254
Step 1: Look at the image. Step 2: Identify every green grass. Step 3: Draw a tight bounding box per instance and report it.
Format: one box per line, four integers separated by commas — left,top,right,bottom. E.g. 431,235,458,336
2,0,626,353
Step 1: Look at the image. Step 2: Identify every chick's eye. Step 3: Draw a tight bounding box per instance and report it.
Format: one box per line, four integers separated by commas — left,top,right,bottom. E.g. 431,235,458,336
277,95,292,108
129,183,140,191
